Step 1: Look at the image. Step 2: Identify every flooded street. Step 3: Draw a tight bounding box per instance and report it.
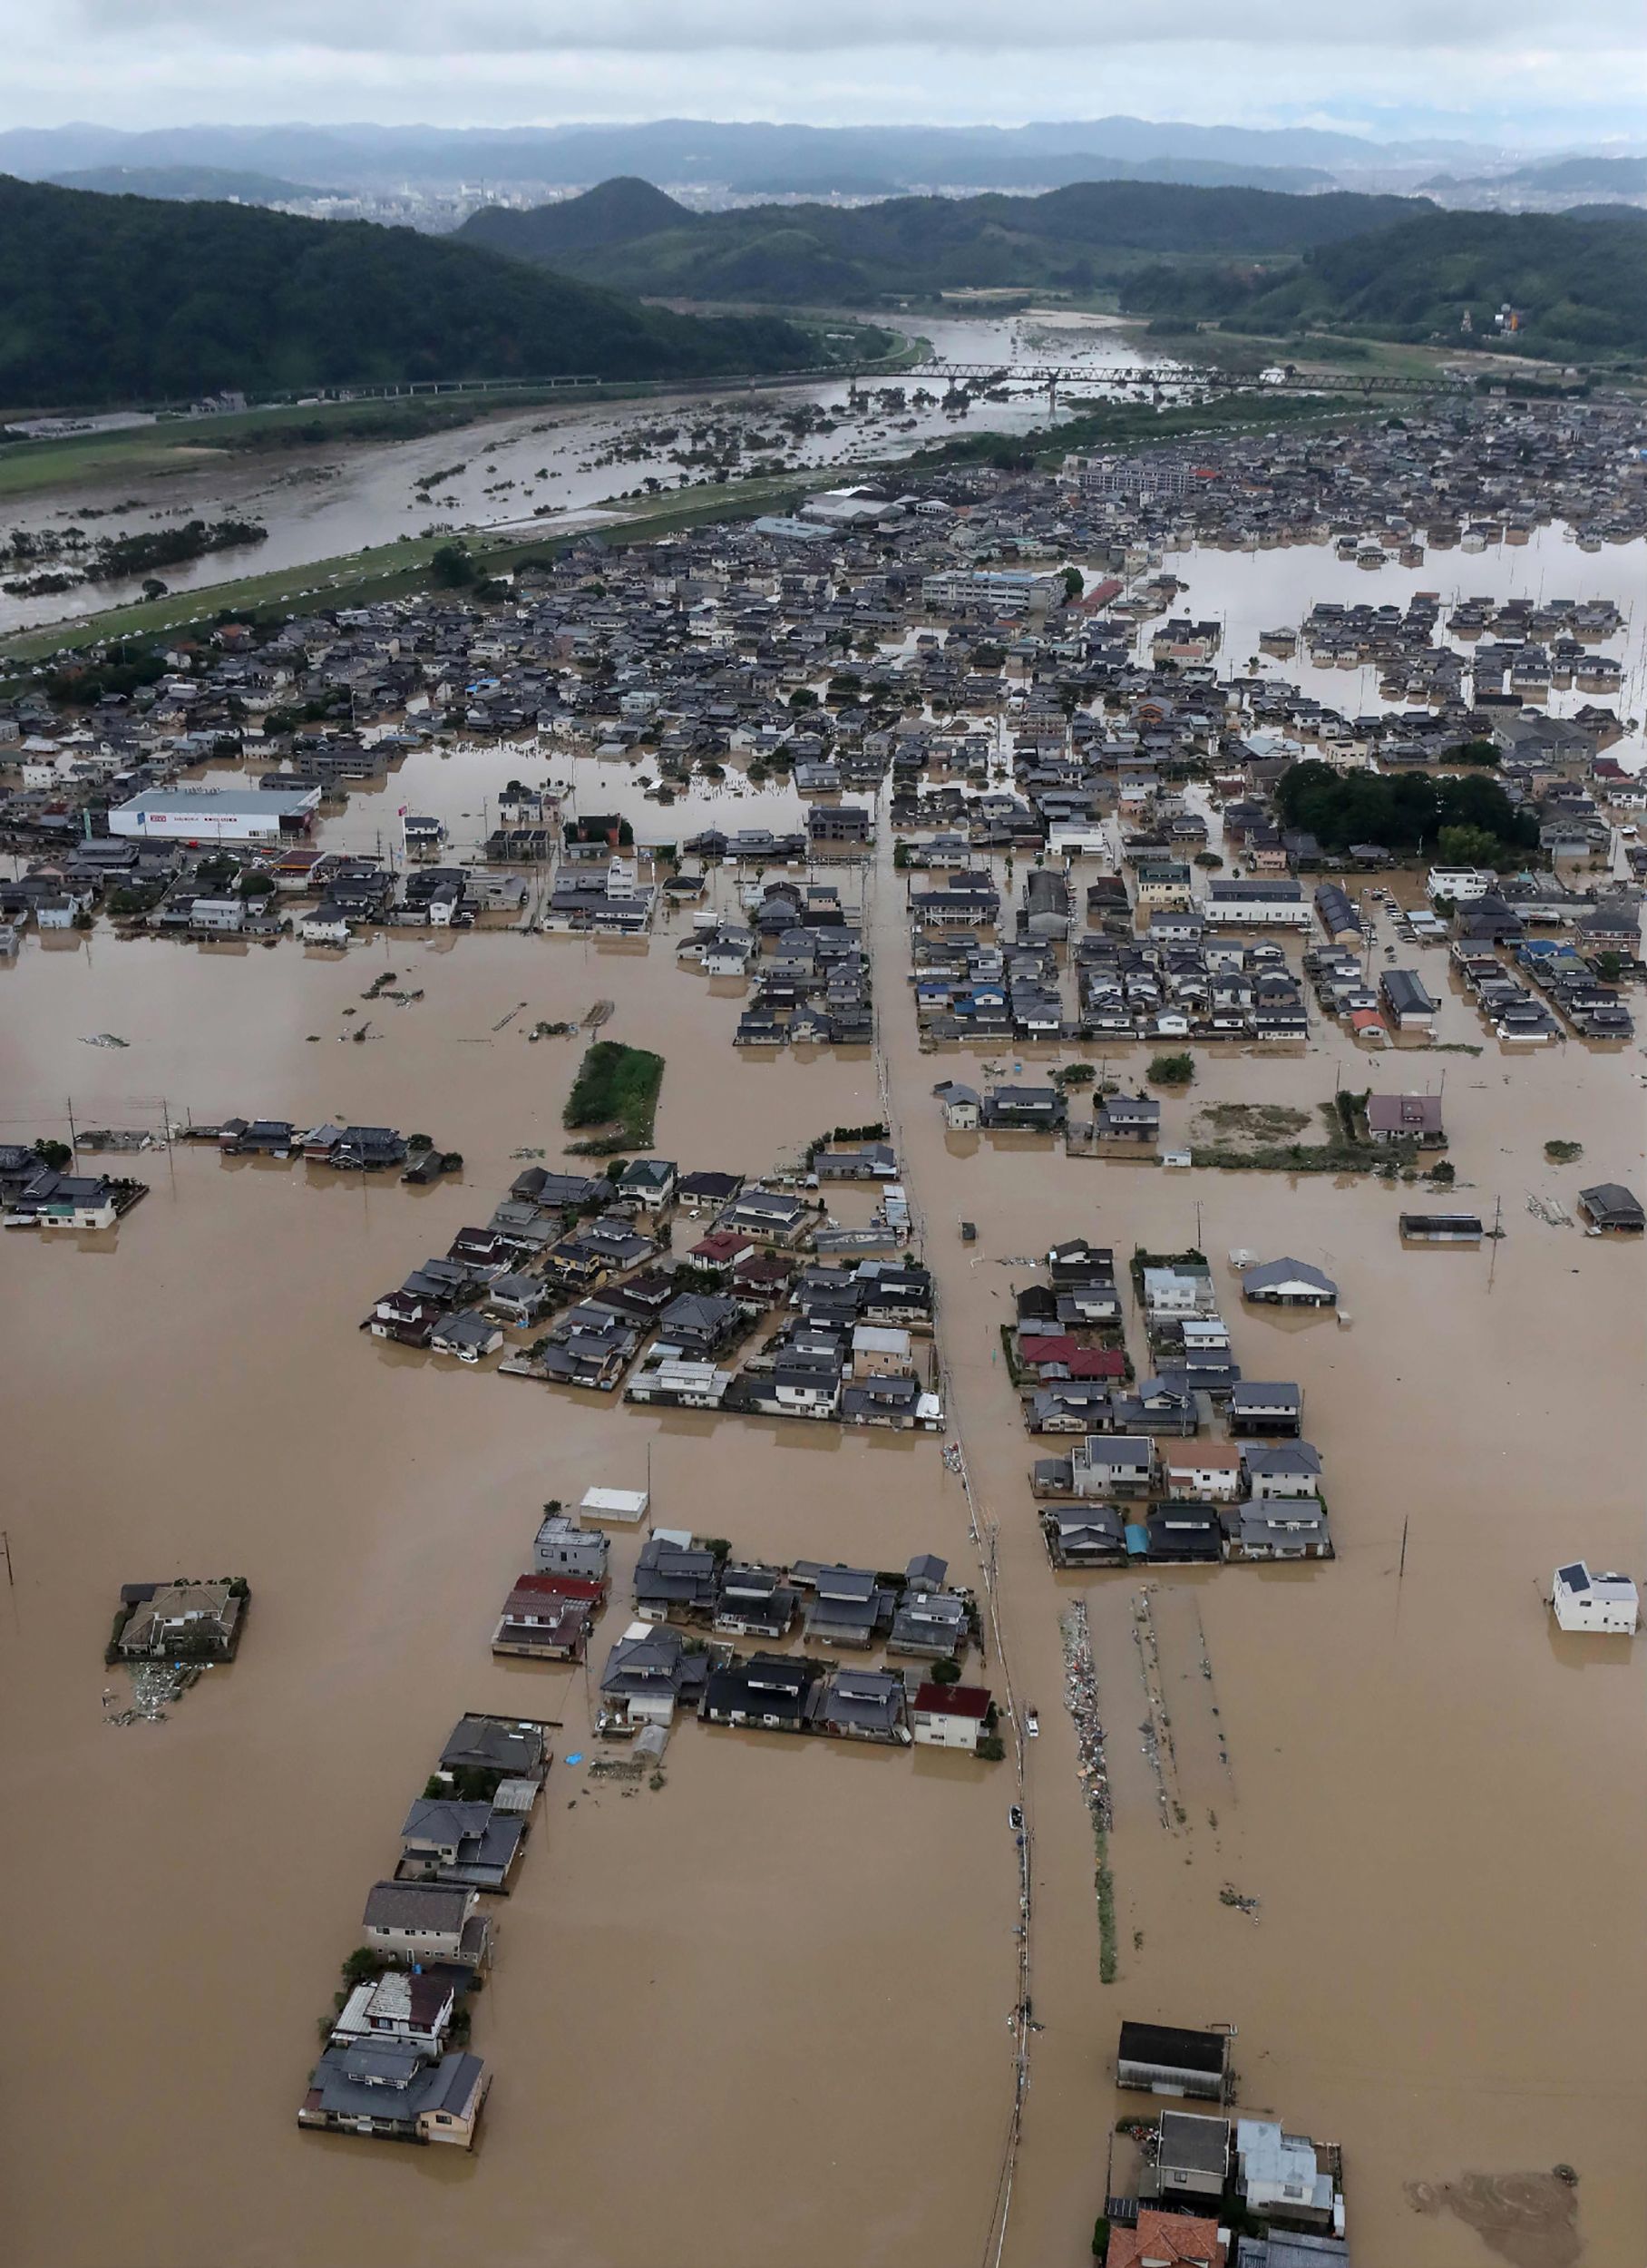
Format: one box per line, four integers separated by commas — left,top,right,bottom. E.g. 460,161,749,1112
1160,526,1647,729
0,313,1171,635
3,791,1643,2264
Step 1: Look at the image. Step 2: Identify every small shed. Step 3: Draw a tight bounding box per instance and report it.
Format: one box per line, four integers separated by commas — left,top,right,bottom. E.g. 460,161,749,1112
580,1486,649,1526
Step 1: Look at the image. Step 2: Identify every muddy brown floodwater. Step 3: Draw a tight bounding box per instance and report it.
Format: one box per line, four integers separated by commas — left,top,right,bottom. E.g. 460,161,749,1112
1,826,1644,2268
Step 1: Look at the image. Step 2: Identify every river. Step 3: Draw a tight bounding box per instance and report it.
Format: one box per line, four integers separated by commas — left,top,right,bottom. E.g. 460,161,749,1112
2,774,1644,2264
0,313,1178,636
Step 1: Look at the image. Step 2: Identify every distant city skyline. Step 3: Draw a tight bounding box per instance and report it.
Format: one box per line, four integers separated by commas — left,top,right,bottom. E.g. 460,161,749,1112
7,1,1646,149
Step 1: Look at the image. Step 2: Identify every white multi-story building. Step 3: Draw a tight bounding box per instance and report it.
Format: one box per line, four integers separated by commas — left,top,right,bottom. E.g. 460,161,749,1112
1552,1561,1639,1635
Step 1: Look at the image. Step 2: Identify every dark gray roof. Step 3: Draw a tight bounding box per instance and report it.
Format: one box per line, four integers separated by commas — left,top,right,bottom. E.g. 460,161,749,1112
1117,2020,1229,2076
438,1716,546,1774
362,1880,471,1933
307,2046,484,2125
1159,2108,1232,2174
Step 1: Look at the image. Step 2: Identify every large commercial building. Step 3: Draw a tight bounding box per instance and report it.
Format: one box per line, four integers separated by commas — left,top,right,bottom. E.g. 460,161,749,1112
108,787,321,846
1201,878,1312,929
921,568,1059,617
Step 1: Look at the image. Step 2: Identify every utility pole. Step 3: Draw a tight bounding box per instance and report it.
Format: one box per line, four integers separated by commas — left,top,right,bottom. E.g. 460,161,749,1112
1487,1194,1503,1292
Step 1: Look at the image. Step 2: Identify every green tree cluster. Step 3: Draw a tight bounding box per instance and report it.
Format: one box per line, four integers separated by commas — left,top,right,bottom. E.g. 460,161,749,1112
1275,758,1537,860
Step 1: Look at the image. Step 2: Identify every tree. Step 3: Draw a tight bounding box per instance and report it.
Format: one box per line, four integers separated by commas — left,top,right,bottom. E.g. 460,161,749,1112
1061,565,1084,603
930,1657,962,1684
1594,950,1623,982
239,870,275,898
1437,823,1504,868
33,1138,72,1171
1147,1052,1194,1086
431,542,476,588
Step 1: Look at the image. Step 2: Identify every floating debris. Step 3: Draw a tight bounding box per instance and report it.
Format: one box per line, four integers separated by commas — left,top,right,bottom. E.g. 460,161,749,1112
492,1002,530,1032
1219,1884,1262,1917
1132,1588,1184,1832
104,1661,200,1725
583,998,615,1030
1060,1599,1112,1830
80,1032,129,1049
1526,1193,1574,1228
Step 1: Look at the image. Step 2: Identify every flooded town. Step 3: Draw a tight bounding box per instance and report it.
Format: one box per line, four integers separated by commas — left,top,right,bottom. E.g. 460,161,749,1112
3,370,1645,2268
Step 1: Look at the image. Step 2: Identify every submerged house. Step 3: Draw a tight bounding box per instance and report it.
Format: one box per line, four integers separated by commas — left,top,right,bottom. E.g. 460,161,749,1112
703,1650,822,1732
1116,2020,1232,2103
1239,1258,1338,1308
298,2045,490,2148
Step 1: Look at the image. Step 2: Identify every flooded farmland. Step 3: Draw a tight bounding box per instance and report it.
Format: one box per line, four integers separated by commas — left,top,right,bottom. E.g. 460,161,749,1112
2,811,1644,2267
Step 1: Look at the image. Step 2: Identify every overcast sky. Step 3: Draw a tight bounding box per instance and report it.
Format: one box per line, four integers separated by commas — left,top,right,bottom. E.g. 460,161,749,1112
8,0,1646,144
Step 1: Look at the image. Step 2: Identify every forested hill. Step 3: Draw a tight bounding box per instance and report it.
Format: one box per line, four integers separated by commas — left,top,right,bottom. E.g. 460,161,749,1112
0,175,816,411
1121,209,1647,363
459,177,1429,302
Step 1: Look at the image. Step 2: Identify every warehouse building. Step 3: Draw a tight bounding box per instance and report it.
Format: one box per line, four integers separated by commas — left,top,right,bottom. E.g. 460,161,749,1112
108,786,320,846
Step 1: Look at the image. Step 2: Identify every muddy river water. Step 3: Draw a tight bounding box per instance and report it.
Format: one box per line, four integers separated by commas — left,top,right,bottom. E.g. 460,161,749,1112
3,748,1644,2268
0,313,1175,635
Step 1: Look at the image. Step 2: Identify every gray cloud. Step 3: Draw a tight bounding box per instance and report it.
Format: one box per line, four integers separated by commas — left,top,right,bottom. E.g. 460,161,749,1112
4,0,1641,136
56,0,1647,54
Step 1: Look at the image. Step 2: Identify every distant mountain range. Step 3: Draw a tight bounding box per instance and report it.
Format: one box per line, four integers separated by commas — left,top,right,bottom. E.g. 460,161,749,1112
44,165,320,204
1426,154,1647,198
460,177,1431,303
0,117,1497,197
0,176,816,411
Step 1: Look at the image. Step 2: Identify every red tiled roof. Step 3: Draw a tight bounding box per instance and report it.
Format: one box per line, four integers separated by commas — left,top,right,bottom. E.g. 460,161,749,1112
913,1682,991,1717
1106,2208,1226,2268
510,1572,606,1603
1065,1347,1126,1379
692,1232,746,1261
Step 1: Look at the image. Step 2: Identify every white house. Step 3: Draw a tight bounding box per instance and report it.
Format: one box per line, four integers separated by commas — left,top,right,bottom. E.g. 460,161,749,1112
1240,1257,1339,1307
1142,1266,1216,1316
1160,1443,1243,1501
1552,1561,1639,1636
938,1081,982,1131
1427,865,1495,904
911,1681,992,1751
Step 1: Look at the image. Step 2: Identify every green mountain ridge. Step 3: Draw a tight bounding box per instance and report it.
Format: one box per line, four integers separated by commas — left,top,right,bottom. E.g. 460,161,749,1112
459,177,1432,302
1119,208,1647,362
0,175,817,411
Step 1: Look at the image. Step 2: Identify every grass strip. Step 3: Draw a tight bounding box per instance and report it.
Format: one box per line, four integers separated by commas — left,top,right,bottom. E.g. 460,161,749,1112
563,1041,665,1152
